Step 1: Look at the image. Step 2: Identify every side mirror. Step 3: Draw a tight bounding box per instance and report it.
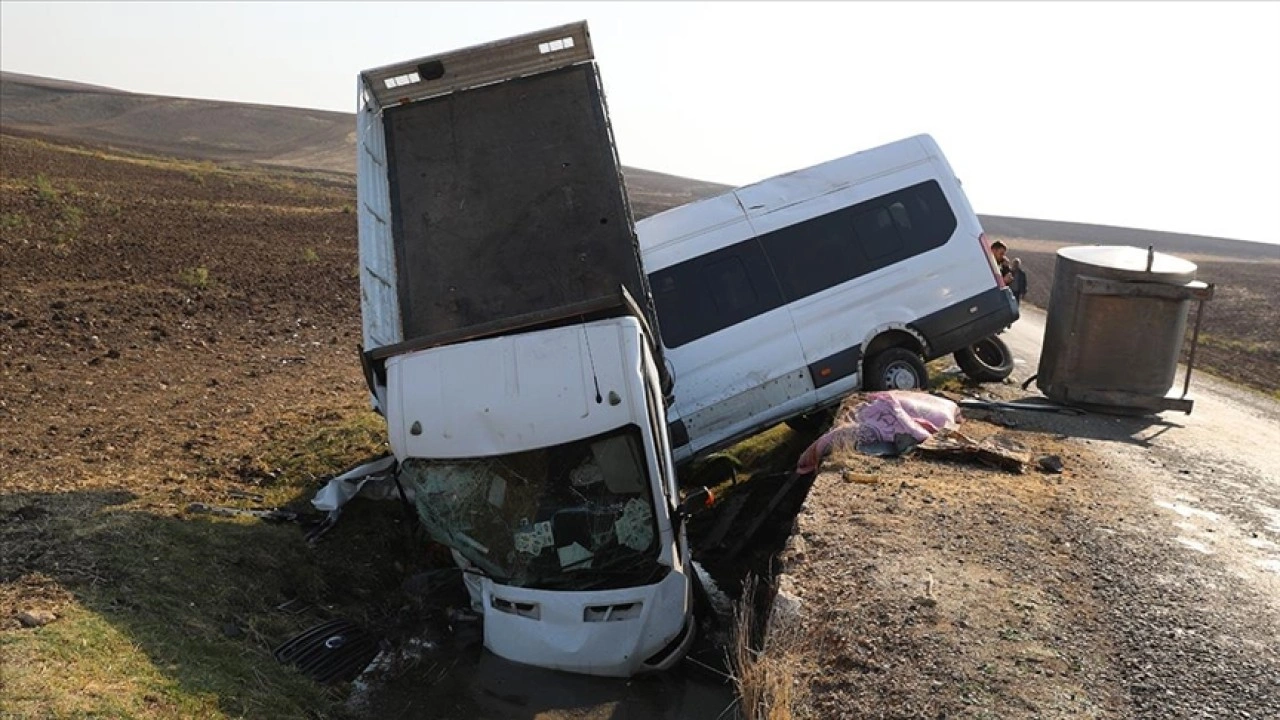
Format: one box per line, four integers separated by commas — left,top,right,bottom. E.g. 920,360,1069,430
675,486,715,522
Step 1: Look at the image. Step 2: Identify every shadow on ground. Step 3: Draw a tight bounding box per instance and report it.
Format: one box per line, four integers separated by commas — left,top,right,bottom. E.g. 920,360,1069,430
961,396,1188,448
930,366,1186,448
0,484,423,718
1,480,746,719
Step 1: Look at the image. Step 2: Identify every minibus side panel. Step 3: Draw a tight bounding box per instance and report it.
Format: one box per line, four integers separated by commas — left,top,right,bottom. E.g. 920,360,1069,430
637,135,1013,463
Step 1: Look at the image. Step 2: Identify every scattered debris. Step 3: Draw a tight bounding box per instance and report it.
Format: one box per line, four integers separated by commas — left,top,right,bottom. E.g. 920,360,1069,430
989,414,1021,428
17,609,57,628
273,618,382,685
841,471,880,484
797,391,961,472
914,428,1030,473
957,398,1085,415
275,598,311,615
1038,455,1065,474
185,502,298,523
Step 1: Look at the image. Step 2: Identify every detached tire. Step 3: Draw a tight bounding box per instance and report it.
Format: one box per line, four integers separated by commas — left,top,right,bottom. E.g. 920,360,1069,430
954,335,1014,383
864,348,929,391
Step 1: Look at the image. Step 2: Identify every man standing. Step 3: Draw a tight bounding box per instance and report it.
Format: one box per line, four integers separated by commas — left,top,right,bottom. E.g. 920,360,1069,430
990,240,1014,286
1010,258,1028,305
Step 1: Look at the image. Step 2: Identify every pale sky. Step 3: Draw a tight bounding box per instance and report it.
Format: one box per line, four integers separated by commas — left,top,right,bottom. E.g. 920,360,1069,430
3,1,1278,245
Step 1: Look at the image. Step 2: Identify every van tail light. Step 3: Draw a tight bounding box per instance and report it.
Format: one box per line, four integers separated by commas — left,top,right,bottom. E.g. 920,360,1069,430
979,233,1005,288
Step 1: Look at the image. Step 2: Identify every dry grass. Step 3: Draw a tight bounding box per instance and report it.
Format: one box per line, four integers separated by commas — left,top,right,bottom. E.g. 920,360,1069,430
0,135,407,718
0,409,400,719
729,575,809,720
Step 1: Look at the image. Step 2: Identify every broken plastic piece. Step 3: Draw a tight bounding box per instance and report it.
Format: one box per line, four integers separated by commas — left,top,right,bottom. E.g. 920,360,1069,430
487,476,507,507
558,542,594,570
514,520,554,555
614,498,654,551
273,618,381,685
310,454,399,513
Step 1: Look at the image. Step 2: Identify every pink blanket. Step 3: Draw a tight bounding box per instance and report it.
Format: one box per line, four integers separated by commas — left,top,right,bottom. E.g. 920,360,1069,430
796,391,960,474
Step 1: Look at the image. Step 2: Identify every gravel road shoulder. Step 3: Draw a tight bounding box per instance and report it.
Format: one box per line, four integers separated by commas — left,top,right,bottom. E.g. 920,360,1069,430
776,372,1280,718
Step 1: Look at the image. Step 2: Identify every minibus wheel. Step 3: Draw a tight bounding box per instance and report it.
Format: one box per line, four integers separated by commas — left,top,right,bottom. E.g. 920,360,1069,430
865,348,928,391
954,335,1014,383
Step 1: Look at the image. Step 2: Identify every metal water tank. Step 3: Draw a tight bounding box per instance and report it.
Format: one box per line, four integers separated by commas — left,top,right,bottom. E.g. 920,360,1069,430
1036,245,1213,414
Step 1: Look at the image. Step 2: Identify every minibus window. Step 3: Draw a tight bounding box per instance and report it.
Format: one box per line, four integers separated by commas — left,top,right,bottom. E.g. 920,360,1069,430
706,257,757,314
650,181,956,346
650,242,783,348
853,206,904,262
888,202,912,230
762,211,865,301
893,183,955,255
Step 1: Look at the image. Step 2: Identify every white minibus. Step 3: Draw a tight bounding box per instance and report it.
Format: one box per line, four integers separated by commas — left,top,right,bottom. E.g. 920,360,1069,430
636,134,1017,462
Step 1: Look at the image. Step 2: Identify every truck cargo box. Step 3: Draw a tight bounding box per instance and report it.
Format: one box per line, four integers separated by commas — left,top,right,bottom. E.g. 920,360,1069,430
356,22,658,360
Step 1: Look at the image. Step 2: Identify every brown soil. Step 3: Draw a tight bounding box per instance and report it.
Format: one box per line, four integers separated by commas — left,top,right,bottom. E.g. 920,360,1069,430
0,132,415,718
0,130,738,718
0,130,369,498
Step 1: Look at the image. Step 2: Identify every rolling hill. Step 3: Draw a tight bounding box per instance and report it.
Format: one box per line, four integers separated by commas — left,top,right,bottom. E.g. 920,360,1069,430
0,71,730,218
6,69,1273,256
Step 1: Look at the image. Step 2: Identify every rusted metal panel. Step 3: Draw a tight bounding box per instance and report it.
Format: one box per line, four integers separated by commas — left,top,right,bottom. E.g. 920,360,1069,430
1037,245,1212,415
1061,387,1195,414
1076,276,1214,301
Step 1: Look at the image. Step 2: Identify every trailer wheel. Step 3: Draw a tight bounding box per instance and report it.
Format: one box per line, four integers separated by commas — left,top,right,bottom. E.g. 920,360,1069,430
953,335,1014,383
864,348,929,391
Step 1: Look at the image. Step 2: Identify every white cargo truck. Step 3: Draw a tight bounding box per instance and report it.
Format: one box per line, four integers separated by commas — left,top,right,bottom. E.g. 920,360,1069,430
345,23,694,677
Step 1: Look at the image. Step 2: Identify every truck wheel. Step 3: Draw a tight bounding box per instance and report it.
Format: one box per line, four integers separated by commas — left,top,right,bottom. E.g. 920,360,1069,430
864,348,928,391
953,335,1014,383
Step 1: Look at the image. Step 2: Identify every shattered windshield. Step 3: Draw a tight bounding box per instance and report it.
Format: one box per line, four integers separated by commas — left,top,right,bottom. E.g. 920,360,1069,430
400,425,665,591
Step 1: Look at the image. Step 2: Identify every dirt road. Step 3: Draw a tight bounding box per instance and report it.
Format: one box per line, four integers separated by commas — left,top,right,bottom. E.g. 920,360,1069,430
1004,306,1280,600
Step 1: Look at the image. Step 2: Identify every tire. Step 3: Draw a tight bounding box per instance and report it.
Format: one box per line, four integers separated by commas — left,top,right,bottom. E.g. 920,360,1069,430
785,408,837,435
864,348,929,391
953,335,1014,383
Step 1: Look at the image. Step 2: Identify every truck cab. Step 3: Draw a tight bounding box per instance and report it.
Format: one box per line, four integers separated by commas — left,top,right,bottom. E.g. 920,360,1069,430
384,317,692,675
